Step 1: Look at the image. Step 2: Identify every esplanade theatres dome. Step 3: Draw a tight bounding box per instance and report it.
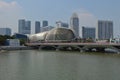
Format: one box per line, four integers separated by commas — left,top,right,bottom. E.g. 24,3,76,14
28,27,76,42
45,28,75,41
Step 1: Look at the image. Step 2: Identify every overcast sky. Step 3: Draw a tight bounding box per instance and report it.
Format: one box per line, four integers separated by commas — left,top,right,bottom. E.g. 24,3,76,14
0,0,120,37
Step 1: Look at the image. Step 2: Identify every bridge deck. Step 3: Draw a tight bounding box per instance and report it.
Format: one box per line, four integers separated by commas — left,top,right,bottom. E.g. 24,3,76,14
26,42,120,46
25,42,120,52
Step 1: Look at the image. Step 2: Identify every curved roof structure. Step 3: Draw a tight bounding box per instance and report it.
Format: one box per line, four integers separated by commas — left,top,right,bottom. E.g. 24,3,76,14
28,28,75,42
28,31,48,42
45,28,75,41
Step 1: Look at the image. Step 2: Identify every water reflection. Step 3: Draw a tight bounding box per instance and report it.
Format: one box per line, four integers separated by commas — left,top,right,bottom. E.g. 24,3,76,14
0,50,120,80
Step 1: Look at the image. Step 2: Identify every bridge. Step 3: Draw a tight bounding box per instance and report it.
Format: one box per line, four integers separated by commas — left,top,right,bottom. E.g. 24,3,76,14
26,42,120,53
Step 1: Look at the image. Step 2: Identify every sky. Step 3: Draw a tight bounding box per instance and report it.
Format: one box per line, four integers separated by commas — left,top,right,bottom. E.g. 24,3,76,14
0,0,120,37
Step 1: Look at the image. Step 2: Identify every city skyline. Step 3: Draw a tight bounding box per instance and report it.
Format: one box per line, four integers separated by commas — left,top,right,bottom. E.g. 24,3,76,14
0,0,120,37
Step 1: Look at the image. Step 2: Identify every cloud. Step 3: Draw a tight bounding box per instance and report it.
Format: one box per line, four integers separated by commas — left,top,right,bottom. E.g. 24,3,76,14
0,1,16,8
0,1,23,34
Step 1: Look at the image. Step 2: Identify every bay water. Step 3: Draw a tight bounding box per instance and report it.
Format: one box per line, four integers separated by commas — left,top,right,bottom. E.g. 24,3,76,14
0,50,120,80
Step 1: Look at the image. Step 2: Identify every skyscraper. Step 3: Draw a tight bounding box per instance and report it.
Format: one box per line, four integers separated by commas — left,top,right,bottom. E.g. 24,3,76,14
82,26,95,39
25,21,31,34
18,19,25,34
70,13,79,38
35,21,41,33
42,20,48,27
18,19,31,34
96,20,113,40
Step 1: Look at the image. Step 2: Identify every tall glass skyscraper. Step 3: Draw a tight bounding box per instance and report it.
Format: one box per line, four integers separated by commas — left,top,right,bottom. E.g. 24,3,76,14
42,20,48,27
96,20,113,40
18,19,25,34
25,21,31,34
70,13,79,38
35,21,41,33
18,19,31,34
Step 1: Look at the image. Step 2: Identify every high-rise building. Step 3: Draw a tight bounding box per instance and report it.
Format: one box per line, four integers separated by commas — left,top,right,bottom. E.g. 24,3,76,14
82,26,95,39
96,20,113,40
18,19,25,34
56,21,69,28
35,21,41,33
25,21,31,34
70,13,79,38
42,20,48,27
18,19,31,34
0,28,11,36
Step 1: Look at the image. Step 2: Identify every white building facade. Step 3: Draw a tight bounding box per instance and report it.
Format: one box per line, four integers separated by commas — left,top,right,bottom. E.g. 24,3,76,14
6,39,20,46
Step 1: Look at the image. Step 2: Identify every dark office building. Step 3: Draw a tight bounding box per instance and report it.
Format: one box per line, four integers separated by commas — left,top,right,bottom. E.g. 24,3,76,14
82,26,95,39
97,20,113,40
42,20,48,27
18,19,31,34
35,21,41,33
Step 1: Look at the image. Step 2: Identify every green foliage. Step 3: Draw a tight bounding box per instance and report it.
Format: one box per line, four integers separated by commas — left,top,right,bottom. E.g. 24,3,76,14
0,35,28,46
0,35,14,45
86,37,94,42
19,39,26,45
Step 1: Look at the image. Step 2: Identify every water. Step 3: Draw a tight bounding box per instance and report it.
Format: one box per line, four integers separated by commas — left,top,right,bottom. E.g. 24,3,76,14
0,50,120,80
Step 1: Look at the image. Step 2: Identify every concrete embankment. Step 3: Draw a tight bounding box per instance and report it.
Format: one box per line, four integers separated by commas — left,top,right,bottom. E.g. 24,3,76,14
0,46,33,50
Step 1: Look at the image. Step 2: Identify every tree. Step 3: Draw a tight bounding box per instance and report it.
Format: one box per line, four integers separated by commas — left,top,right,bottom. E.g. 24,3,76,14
0,35,15,45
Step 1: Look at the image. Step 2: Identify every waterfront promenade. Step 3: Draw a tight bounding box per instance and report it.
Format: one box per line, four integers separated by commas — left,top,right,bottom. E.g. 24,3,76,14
0,46,32,50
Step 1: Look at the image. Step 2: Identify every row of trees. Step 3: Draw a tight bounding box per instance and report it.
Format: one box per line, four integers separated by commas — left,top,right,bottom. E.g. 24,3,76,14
0,35,26,46
0,35,14,45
